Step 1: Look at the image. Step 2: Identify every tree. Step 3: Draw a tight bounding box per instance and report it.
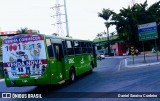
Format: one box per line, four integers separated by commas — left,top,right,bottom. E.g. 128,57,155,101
98,8,113,55
0,38,3,56
17,27,28,34
96,33,103,50
52,33,59,36
99,0,160,50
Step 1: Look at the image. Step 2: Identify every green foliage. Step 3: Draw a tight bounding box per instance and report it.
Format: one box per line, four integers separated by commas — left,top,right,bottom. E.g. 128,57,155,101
0,62,3,79
0,38,2,54
52,33,59,36
98,0,160,50
17,27,28,34
98,8,113,28
98,9,113,55
0,38,2,47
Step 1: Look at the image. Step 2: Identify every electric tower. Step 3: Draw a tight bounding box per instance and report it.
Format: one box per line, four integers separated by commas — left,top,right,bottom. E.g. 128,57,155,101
51,0,69,37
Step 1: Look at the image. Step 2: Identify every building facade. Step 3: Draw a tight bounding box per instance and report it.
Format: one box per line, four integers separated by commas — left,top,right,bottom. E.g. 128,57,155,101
93,35,127,56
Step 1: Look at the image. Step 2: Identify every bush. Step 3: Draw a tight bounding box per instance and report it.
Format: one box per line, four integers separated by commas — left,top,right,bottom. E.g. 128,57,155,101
0,62,4,79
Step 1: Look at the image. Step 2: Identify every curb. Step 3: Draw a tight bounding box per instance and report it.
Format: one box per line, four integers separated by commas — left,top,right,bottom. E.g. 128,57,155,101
124,59,160,68
0,79,4,82
105,56,124,59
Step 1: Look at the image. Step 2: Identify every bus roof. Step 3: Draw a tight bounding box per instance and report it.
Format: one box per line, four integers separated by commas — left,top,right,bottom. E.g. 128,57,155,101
1,33,93,42
43,34,92,42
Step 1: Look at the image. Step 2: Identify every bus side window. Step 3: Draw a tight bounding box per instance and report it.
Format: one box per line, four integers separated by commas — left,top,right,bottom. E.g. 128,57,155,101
66,40,74,55
81,42,88,54
74,41,81,55
88,42,93,53
46,39,54,58
92,43,96,58
62,40,67,56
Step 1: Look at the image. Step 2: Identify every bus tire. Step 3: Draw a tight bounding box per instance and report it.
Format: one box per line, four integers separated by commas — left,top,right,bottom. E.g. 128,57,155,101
69,68,76,83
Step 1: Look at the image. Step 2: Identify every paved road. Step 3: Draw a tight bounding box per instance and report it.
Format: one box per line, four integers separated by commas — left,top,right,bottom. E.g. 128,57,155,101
1,57,160,101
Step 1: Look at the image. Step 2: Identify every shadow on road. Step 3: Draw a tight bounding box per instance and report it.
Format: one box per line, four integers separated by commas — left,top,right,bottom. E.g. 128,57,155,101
27,71,93,97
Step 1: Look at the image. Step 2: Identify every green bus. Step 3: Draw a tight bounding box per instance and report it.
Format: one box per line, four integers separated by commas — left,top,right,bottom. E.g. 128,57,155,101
2,34,97,87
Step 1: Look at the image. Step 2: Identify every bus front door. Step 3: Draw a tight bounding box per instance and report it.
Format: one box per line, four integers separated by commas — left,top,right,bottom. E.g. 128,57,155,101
53,44,64,83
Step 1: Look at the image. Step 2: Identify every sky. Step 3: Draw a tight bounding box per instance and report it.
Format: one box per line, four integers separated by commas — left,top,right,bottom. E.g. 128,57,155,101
0,0,159,40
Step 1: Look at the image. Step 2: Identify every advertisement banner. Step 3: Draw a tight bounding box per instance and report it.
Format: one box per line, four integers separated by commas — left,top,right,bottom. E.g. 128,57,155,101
2,34,47,79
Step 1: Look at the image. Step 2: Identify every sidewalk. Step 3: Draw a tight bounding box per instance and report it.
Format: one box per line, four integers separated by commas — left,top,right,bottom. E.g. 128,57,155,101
0,79,4,82
121,55,160,68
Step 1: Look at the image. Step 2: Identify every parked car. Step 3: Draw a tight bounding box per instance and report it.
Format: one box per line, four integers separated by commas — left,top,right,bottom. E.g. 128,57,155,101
100,54,105,59
97,54,105,60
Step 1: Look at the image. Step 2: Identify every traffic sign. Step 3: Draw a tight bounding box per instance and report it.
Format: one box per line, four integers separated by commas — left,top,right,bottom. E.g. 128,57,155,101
130,46,135,55
138,22,158,41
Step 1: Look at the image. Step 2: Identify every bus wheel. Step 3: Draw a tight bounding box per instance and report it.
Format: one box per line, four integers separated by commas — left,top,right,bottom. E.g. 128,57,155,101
69,68,76,83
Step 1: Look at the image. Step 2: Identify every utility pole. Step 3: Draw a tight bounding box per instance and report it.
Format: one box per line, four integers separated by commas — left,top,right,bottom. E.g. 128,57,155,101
64,0,69,37
51,0,69,37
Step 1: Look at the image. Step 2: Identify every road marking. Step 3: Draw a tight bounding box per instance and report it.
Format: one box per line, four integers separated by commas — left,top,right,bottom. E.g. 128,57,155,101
118,60,122,71
125,59,127,67
0,79,4,82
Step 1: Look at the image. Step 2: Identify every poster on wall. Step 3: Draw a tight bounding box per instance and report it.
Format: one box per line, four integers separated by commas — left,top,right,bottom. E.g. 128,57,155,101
2,34,47,79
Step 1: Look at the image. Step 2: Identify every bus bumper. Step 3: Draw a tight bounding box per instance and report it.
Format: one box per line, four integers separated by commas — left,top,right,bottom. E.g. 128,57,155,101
5,78,50,87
